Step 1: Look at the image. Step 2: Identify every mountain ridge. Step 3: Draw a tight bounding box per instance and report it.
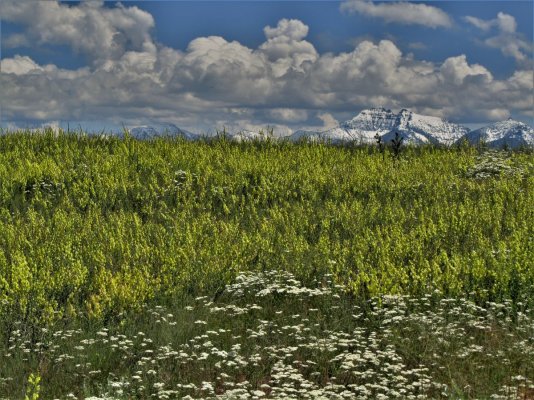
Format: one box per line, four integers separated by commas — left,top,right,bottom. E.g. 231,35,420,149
289,108,470,146
128,110,534,148
461,119,534,148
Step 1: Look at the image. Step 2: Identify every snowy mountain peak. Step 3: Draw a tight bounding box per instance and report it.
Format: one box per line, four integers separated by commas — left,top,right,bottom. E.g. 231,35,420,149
390,110,469,145
341,107,397,132
290,108,469,145
463,119,534,148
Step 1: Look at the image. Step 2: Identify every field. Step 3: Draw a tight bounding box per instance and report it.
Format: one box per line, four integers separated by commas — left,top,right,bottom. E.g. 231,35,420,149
0,131,533,399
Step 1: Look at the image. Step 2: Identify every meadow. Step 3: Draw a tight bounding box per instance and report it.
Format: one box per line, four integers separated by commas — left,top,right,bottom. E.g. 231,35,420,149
0,130,532,399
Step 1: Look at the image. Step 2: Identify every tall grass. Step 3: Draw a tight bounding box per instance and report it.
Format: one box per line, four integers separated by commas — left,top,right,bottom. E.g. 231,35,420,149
0,130,532,398
0,130,532,326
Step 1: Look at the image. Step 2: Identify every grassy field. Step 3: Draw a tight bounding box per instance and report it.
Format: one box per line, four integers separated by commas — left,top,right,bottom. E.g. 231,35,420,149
0,131,533,399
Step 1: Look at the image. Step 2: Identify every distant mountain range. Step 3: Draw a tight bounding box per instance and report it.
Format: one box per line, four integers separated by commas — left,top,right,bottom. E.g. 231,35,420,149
129,109,534,148
129,124,199,141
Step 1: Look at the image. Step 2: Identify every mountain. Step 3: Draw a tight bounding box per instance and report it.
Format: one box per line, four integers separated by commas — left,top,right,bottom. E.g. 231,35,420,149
127,115,534,148
288,108,397,144
129,123,199,140
338,107,398,143
383,109,469,145
288,108,469,145
461,119,534,149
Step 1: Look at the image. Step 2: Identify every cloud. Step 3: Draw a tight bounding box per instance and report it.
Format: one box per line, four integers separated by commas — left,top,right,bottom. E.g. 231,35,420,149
485,35,531,62
347,33,397,49
259,19,318,77
482,108,510,121
465,12,517,33
2,33,30,48
464,12,532,63
317,113,339,130
464,16,493,32
439,55,493,85
171,36,273,102
0,0,155,64
269,108,308,123
264,18,309,41
1,1,532,131
1,55,46,75
340,0,452,28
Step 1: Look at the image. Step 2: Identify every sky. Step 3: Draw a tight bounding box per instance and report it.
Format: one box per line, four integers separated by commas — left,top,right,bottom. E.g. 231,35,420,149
0,0,533,135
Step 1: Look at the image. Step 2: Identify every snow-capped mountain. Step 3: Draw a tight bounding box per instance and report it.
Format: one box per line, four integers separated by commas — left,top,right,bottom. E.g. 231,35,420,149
129,123,199,140
383,109,469,145
461,119,534,149
288,108,397,144
288,108,469,145
341,108,398,132
126,115,534,148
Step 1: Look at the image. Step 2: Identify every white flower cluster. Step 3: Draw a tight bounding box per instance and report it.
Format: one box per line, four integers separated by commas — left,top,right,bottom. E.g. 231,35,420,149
466,150,526,179
1,272,532,399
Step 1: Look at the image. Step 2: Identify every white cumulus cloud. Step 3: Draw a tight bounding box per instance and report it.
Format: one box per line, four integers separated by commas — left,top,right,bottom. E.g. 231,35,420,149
264,18,309,41
260,19,318,77
0,0,155,64
0,1,532,131
1,55,45,75
464,12,532,63
440,55,493,85
340,0,452,28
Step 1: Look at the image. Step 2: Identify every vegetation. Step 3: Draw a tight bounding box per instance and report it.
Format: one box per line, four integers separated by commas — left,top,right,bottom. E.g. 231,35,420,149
390,131,404,160
0,130,532,398
2,271,533,399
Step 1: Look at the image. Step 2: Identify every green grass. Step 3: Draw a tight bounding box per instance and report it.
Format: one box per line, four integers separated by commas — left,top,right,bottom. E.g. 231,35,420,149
0,130,532,398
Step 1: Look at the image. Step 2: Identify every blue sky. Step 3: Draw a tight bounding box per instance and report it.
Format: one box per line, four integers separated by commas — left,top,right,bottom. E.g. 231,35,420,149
1,0,532,134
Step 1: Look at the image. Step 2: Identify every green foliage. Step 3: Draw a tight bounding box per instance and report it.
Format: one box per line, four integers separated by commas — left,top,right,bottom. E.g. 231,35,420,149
0,131,532,327
24,373,41,400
